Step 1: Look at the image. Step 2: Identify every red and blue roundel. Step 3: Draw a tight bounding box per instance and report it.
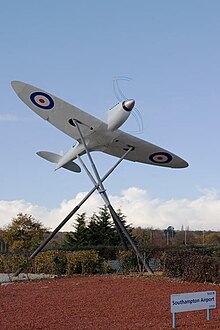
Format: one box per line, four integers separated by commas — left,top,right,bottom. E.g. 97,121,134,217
149,152,172,164
30,92,54,110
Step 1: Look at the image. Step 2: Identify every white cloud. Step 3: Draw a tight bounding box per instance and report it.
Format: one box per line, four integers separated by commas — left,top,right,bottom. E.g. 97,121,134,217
1,187,220,231
0,114,31,122
0,114,18,121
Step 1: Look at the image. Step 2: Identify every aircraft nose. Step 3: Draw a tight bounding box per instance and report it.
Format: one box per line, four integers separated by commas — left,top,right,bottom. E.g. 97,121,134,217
123,99,135,111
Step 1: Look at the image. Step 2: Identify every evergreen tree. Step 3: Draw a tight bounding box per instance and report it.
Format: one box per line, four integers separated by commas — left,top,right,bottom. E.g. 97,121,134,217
62,207,130,248
62,213,89,248
87,206,119,246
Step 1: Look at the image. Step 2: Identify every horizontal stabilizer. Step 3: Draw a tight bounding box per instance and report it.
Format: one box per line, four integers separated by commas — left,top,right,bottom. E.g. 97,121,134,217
62,162,81,172
37,151,60,163
36,151,81,173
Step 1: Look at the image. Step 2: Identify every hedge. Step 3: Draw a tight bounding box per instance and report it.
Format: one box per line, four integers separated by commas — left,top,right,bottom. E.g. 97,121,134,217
163,248,220,283
0,250,106,275
33,251,67,275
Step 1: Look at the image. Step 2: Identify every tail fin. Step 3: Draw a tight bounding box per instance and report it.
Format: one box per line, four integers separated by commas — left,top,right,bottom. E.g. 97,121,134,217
36,151,81,173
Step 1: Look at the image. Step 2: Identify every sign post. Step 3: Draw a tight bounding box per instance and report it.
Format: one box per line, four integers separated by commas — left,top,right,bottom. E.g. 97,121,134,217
170,291,216,328
172,312,176,328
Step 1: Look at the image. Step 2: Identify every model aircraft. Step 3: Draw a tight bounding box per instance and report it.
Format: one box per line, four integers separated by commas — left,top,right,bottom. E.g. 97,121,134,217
11,81,188,171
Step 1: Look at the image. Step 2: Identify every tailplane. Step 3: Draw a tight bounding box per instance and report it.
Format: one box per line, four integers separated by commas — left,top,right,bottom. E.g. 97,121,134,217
36,151,81,173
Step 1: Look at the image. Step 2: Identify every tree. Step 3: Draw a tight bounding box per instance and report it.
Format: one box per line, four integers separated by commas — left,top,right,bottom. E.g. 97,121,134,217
87,206,120,246
132,227,166,248
2,213,48,252
132,227,152,250
62,213,89,249
204,232,220,245
62,206,130,248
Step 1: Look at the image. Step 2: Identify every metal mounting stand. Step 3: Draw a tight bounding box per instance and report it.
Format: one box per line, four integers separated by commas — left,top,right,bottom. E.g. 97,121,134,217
14,120,153,276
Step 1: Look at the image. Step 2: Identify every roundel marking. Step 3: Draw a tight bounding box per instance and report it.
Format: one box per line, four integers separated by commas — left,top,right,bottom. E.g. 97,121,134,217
149,152,172,164
30,92,54,110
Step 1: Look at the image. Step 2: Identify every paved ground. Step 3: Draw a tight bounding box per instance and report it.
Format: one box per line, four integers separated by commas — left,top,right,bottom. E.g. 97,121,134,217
0,273,54,285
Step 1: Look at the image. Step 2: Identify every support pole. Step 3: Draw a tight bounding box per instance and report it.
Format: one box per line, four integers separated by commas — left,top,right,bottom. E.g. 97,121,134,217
74,119,129,250
14,147,132,277
207,309,211,321
74,120,153,274
172,313,176,328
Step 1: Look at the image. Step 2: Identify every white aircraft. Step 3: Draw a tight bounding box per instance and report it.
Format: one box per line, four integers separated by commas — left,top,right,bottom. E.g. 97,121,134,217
11,81,188,171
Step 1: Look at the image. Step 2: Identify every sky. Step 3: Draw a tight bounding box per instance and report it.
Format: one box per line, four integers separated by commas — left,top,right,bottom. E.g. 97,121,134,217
1,0,220,231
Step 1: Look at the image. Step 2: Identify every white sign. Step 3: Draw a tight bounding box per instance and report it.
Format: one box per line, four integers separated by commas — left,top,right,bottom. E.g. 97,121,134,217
171,291,216,313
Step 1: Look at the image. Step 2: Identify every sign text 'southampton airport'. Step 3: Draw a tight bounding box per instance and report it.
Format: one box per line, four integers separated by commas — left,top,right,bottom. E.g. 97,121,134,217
171,291,216,313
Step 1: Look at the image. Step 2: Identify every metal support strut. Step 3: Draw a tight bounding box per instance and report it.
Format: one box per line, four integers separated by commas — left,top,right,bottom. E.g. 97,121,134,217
14,144,136,276
74,119,153,274
14,121,153,276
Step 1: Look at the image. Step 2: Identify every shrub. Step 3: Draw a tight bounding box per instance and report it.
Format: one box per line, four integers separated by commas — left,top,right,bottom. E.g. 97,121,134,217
33,251,67,275
0,255,5,272
2,254,31,273
211,259,220,283
163,248,220,283
182,253,214,282
118,250,139,273
66,250,103,275
163,249,188,278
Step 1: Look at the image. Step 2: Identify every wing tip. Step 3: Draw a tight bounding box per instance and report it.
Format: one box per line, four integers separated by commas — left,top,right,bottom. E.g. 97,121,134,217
11,80,26,94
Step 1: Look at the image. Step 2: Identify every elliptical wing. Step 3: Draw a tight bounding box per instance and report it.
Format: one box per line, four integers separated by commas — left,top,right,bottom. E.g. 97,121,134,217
99,130,188,168
11,81,103,142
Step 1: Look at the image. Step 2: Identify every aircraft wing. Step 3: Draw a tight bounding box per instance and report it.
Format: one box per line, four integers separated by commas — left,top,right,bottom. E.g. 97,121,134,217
11,81,103,141
99,130,188,168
